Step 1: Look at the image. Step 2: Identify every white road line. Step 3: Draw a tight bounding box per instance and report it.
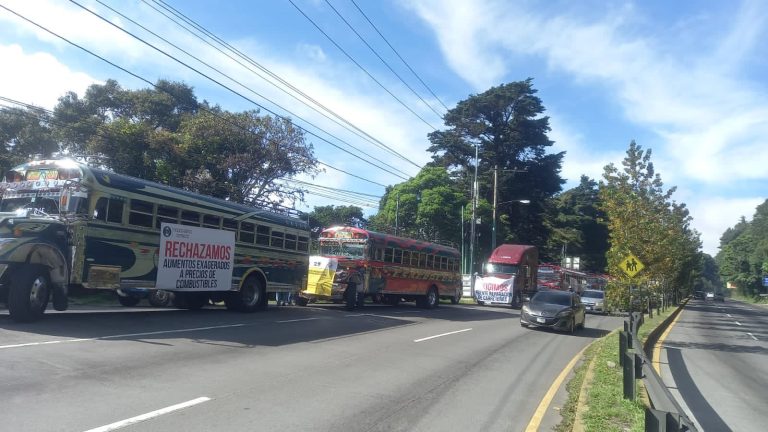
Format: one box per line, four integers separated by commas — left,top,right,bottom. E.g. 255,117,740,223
747,333,758,341
0,324,246,350
414,328,472,343
727,313,732,318
83,396,211,432
276,318,319,323
735,321,742,326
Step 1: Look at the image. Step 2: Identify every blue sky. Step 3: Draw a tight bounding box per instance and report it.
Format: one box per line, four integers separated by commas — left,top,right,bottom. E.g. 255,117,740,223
1,0,766,257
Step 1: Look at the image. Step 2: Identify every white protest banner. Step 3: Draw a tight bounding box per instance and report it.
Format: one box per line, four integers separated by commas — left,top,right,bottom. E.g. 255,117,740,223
474,276,515,304
156,223,235,291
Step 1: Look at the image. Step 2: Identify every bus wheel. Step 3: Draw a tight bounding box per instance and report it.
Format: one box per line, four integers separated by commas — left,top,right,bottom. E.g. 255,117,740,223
450,287,462,305
117,294,141,307
148,290,172,307
418,287,439,309
173,292,207,310
225,276,265,312
295,296,309,307
8,266,51,322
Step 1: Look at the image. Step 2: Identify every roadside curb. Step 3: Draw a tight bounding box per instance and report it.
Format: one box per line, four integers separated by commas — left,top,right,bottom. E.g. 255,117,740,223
643,298,689,358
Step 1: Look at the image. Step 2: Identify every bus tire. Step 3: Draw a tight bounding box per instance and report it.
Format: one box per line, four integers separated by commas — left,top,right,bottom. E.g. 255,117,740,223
148,290,172,307
225,276,265,313
295,296,309,307
418,286,439,309
117,294,141,307
8,265,51,322
173,292,208,310
450,287,462,304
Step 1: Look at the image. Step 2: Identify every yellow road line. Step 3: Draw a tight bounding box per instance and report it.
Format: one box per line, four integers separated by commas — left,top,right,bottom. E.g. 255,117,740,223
525,344,587,432
652,304,687,374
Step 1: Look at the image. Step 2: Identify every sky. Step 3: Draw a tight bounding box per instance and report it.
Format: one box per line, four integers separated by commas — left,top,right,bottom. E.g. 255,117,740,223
0,0,766,257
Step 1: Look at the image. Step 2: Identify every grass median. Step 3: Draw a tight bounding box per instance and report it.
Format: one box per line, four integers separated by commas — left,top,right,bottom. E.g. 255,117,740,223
556,306,678,431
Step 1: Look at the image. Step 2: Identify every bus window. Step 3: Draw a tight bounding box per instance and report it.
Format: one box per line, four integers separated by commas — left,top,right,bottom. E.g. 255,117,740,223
401,251,410,265
285,233,297,250
427,254,435,269
384,247,394,263
240,222,255,244
441,256,448,270
419,253,426,268
410,252,419,267
156,204,178,228
394,249,403,264
223,218,237,232
128,199,153,227
271,231,284,248
181,210,200,226
202,214,221,229
298,236,309,252
256,225,271,245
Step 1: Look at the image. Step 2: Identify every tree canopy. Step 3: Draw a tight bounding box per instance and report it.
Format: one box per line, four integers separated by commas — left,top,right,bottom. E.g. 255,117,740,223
717,200,768,296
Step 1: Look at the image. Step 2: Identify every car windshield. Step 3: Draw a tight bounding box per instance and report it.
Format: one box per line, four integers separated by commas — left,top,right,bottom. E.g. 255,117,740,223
0,196,59,213
532,291,571,306
485,262,518,274
581,290,604,299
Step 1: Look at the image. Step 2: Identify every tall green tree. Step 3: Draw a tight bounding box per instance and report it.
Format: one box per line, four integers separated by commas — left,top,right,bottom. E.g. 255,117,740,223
369,166,467,247
545,175,609,271
306,205,366,237
717,200,768,296
426,79,564,269
600,141,700,308
0,106,57,173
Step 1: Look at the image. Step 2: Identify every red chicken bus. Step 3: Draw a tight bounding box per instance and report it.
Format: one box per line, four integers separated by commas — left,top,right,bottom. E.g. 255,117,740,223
299,226,463,308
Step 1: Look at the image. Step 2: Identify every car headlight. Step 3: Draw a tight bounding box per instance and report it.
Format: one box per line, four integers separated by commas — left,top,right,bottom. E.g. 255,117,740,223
522,305,530,313
556,310,573,317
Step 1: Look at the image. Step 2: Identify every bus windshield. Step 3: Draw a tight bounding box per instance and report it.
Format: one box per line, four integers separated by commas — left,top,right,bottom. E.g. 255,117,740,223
0,197,60,214
319,240,367,259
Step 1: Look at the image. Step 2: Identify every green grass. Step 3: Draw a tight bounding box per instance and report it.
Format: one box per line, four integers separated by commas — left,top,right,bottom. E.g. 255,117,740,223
730,293,768,306
556,304,679,431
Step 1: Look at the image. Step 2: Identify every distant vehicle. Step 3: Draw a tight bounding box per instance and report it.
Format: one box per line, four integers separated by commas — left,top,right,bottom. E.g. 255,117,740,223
581,289,606,314
536,263,592,294
694,291,705,300
705,292,715,301
521,290,586,333
473,244,538,308
714,292,725,302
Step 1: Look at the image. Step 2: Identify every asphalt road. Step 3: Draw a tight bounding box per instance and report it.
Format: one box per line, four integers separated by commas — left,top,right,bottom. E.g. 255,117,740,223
1,301,623,432
659,299,768,432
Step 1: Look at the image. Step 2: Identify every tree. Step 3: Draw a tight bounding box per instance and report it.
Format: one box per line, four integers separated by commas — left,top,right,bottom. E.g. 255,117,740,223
307,205,366,237
369,166,466,246
426,79,564,269
600,141,701,309
178,107,319,204
0,106,57,173
717,199,768,296
545,175,609,271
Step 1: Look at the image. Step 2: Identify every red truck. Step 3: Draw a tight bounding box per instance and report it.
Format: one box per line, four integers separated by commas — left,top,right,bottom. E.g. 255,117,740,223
473,244,538,308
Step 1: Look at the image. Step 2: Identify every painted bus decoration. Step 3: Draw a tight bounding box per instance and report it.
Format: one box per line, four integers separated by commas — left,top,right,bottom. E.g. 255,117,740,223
299,226,463,308
0,158,309,322
473,244,538,308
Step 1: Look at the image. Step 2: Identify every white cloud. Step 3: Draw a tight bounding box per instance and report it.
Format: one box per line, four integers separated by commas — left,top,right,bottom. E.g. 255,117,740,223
686,196,764,256
0,44,98,108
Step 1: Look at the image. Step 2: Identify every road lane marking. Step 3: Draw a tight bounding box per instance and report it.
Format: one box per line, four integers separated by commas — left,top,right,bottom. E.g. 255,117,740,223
747,333,758,341
0,324,247,350
276,318,319,323
653,304,687,374
735,321,742,326
727,313,732,318
83,396,211,432
413,328,472,342
525,344,588,432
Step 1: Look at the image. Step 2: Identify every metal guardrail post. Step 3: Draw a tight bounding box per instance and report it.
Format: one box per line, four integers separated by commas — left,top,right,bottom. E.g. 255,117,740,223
619,330,628,367
635,352,644,379
623,348,636,400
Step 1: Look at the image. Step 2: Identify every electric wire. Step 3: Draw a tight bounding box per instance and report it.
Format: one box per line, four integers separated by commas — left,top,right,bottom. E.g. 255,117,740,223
287,0,438,130
323,0,444,119
0,95,382,209
349,0,450,112
74,0,411,180
145,0,422,171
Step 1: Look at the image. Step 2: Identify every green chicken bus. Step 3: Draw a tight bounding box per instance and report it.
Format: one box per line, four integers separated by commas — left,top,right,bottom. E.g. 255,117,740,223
0,158,309,322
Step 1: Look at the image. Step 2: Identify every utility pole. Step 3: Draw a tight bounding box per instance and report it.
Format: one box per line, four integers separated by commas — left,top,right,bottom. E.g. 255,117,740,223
395,192,399,236
470,144,479,298
492,165,498,250
460,205,465,274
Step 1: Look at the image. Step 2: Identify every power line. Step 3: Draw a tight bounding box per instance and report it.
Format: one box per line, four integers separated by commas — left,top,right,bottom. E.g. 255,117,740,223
349,0,450,112
143,0,422,171
0,95,384,209
323,0,445,119
287,0,438,130
74,0,411,180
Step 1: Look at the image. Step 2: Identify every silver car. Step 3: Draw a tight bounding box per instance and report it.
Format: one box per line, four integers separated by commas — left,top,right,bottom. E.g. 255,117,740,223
580,289,606,314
